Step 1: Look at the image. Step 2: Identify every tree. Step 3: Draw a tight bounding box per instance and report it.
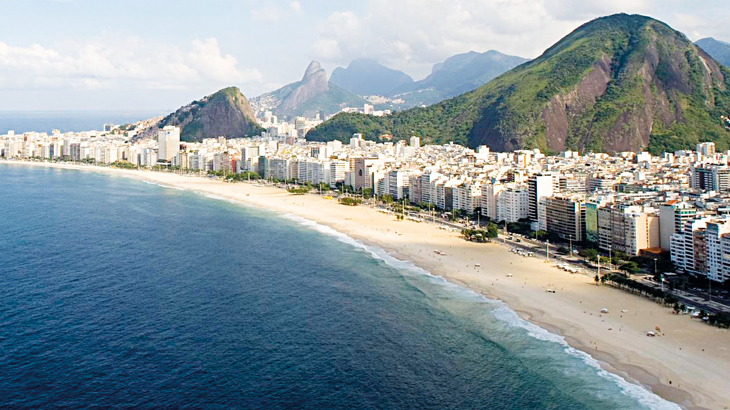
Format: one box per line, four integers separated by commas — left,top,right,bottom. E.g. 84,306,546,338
381,194,394,204
530,230,548,240
579,248,598,262
620,262,640,276
339,197,362,206
361,188,372,198
557,247,570,255
486,223,499,239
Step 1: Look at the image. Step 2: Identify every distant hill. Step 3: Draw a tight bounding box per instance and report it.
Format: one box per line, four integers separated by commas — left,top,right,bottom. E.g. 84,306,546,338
153,87,263,142
308,14,730,154
250,61,366,119
393,50,529,103
696,37,730,68
330,59,414,96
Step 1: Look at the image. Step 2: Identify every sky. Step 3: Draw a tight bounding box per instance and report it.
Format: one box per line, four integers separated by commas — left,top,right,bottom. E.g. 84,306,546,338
1,0,730,111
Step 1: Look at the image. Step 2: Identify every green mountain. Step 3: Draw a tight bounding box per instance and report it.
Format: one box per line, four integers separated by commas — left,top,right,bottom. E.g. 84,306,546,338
308,14,730,154
251,61,366,119
157,87,263,142
330,58,414,96
696,37,730,68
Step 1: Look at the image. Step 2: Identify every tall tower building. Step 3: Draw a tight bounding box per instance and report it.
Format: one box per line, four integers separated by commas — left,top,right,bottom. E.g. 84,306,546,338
528,175,554,222
158,126,181,163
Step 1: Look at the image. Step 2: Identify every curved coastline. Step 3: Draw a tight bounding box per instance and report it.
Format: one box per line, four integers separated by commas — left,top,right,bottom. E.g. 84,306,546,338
3,160,729,410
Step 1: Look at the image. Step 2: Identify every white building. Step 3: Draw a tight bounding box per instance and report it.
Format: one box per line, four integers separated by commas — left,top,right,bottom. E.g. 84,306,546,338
496,186,529,223
158,126,181,163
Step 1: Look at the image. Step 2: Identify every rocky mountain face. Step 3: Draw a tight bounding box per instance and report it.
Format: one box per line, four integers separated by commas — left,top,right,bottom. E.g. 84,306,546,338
250,61,365,119
154,87,263,142
696,37,730,68
277,61,331,113
330,59,414,96
308,14,730,154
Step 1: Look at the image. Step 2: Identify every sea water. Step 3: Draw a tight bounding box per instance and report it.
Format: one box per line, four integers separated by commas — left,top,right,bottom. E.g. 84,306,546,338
0,110,168,134
0,164,678,409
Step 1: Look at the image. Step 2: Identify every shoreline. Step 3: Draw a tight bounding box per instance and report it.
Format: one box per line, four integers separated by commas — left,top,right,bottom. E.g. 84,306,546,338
4,160,729,409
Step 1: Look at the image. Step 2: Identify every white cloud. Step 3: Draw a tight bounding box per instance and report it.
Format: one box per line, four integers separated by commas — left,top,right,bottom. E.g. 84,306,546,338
289,1,303,13
308,0,676,79
312,39,341,60
0,37,262,91
188,38,262,84
251,5,282,23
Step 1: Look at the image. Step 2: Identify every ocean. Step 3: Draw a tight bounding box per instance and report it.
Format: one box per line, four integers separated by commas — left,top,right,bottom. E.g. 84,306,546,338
0,164,678,409
0,110,169,134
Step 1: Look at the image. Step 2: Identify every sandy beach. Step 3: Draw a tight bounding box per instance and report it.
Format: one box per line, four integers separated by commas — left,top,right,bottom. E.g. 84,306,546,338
5,161,730,410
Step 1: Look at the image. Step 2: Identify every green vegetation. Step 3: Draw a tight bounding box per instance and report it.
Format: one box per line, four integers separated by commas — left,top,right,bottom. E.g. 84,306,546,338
307,14,730,153
287,186,311,195
380,194,394,204
603,273,730,328
206,170,260,181
603,273,674,304
159,86,264,142
619,261,640,276
110,160,137,169
461,223,499,243
579,248,598,261
338,197,362,206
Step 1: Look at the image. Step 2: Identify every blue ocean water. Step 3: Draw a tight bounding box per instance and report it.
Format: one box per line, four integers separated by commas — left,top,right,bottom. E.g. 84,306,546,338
0,164,678,409
0,110,169,134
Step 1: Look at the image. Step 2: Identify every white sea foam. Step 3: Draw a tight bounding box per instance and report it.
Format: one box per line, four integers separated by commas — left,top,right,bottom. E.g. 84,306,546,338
141,180,185,191
279,212,681,410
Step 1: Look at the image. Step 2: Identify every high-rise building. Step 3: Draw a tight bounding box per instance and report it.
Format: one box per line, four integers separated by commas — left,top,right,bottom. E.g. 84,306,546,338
690,165,730,192
350,134,363,148
528,175,554,223
496,186,529,223
545,195,585,242
241,146,260,172
696,141,716,157
481,182,504,220
409,136,421,148
671,216,730,282
157,126,180,163
659,201,697,250
295,117,307,138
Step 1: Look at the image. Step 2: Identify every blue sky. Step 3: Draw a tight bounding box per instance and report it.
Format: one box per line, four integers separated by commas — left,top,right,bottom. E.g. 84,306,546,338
2,0,729,111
